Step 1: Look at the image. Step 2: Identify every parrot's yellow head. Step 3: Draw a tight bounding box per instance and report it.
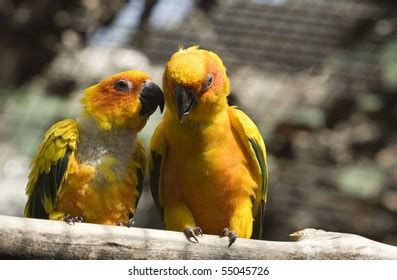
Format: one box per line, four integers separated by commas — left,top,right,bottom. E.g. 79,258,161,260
81,70,164,131
163,46,230,122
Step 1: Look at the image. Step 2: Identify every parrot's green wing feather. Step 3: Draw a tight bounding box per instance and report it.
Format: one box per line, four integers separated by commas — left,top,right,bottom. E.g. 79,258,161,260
230,107,268,240
149,122,168,219
130,138,147,219
24,119,79,219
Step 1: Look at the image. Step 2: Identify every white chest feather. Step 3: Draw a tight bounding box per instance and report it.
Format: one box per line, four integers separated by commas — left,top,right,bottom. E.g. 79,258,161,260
75,117,137,184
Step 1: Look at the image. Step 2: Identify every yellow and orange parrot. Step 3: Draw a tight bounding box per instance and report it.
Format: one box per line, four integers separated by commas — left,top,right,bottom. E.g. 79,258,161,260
149,46,268,246
24,70,164,226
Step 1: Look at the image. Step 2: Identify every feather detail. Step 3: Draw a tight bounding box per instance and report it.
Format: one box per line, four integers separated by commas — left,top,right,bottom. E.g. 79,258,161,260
229,107,268,239
149,122,167,217
24,119,79,218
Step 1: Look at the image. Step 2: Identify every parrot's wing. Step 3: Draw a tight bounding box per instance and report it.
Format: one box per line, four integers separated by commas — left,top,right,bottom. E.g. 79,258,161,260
149,122,167,219
131,138,147,217
24,119,79,219
230,107,268,240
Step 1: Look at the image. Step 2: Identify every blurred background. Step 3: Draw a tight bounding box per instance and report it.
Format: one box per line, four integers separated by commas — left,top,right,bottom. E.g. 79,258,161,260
0,0,396,245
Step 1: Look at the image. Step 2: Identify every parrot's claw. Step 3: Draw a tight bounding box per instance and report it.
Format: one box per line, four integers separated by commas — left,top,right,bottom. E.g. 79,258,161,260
127,217,135,227
63,215,83,225
195,227,203,237
117,217,135,228
183,227,203,243
220,228,238,247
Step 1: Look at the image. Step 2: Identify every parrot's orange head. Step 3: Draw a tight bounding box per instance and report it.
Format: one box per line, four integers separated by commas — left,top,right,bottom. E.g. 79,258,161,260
163,46,230,122
81,70,164,130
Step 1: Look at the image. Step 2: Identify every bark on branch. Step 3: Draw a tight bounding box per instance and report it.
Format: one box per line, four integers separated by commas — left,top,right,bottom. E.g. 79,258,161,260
0,215,396,259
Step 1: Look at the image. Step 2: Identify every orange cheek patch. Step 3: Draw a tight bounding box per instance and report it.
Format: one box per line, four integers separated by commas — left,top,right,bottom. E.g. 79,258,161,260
200,68,223,102
206,61,224,92
91,90,139,118
212,71,224,91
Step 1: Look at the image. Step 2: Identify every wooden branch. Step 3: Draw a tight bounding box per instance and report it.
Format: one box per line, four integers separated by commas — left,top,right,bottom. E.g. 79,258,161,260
0,215,396,259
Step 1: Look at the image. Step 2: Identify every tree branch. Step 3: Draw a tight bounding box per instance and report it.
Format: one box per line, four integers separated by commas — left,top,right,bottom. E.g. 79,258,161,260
0,215,396,259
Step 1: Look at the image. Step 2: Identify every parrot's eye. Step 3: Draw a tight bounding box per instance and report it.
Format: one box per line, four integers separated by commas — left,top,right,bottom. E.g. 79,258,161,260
204,74,214,90
114,79,133,92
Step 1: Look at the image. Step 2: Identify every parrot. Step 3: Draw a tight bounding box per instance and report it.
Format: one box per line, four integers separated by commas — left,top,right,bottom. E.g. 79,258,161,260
24,70,164,226
149,46,268,246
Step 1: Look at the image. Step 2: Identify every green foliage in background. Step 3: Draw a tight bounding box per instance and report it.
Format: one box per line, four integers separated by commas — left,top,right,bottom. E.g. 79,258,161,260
380,40,397,91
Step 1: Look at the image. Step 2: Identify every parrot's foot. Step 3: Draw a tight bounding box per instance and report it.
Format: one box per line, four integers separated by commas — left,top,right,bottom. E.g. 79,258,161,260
63,215,83,225
183,227,203,243
117,217,135,228
220,228,238,247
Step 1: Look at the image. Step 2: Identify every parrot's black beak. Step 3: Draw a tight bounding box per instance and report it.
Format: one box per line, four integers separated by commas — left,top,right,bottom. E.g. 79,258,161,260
174,85,197,122
139,81,165,119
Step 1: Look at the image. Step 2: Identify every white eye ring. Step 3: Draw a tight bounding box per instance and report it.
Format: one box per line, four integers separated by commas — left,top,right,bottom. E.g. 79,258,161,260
114,79,133,92
205,73,214,90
